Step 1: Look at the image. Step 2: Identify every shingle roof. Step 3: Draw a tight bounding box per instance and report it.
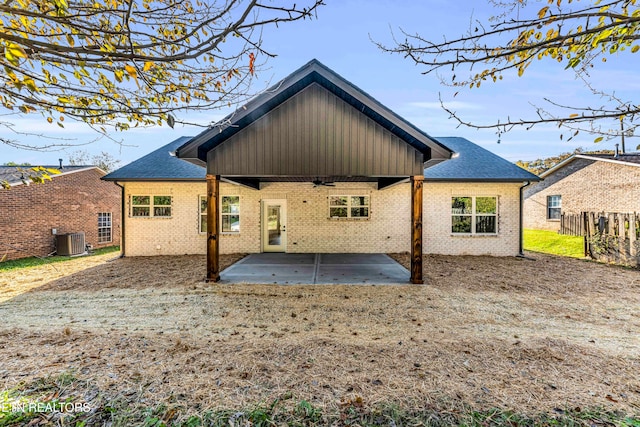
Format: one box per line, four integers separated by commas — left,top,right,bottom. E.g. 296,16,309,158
539,153,640,179
0,165,97,186
104,135,537,183
424,137,540,182
102,136,205,181
585,153,640,164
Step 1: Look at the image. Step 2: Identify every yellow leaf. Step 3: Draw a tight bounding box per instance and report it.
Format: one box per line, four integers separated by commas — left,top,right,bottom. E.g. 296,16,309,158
143,61,153,72
632,45,640,53
538,6,549,19
4,43,27,65
125,64,137,78
6,43,27,59
594,136,604,143
23,77,37,91
569,113,579,118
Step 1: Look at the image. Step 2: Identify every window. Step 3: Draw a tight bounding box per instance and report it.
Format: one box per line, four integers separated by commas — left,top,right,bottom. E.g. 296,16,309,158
131,195,172,217
199,195,207,233
222,196,240,232
199,195,240,233
98,212,112,243
547,195,561,220
452,196,498,234
329,195,370,218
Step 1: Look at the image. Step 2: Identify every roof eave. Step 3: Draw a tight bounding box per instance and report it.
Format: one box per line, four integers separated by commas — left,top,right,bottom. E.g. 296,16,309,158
424,177,542,183
101,177,205,182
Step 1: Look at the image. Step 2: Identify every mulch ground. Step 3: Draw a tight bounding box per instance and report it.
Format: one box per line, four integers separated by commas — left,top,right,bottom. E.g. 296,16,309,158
0,251,638,416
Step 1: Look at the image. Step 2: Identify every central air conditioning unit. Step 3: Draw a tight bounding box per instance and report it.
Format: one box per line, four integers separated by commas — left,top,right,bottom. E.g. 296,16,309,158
56,232,86,256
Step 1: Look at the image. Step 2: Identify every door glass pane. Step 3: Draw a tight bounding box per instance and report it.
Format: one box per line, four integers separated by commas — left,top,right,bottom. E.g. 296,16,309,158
267,205,281,245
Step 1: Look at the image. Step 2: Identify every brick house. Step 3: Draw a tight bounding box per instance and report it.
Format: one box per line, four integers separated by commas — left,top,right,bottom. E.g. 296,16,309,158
0,166,121,260
104,60,538,283
523,153,640,231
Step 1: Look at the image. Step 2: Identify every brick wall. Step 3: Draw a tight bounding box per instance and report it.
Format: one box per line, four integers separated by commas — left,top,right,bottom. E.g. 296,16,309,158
122,181,522,257
523,158,640,231
0,168,121,260
424,182,522,256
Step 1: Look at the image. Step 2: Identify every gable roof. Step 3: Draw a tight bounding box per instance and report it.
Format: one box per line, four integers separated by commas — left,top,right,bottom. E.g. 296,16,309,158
424,137,540,182
540,153,640,178
176,59,452,166
105,135,535,183
0,165,102,187
102,136,205,181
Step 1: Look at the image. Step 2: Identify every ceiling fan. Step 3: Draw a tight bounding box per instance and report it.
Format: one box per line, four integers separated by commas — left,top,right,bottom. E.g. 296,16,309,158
312,178,335,187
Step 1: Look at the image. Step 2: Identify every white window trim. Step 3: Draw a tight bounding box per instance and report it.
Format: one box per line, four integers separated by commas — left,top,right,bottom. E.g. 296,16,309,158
328,195,370,219
199,195,241,234
199,195,207,234
221,195,241,233
130,195,172,218
451,196,499,235
97,212,112,244
547,195,562,221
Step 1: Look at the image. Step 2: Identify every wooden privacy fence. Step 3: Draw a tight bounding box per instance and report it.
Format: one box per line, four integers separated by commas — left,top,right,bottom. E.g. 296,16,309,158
582,212,640,267
560,213,583,236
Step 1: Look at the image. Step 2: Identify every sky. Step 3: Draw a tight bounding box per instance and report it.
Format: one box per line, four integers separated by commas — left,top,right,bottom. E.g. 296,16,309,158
2,0,639,167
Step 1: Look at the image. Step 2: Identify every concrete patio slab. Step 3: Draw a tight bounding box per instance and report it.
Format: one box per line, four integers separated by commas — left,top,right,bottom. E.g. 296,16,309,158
219,253,410,284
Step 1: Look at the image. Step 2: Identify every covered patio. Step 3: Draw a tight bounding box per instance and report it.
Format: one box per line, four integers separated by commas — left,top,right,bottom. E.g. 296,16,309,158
175,60,452,284
219,253,410,284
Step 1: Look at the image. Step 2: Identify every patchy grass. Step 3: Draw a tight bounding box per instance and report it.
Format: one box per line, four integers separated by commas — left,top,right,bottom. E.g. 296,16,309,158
1,373,638,427
523,229,584,258
0,246,119,272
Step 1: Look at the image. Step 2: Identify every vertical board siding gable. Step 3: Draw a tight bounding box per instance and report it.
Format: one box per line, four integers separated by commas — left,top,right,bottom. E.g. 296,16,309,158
207,83,423,176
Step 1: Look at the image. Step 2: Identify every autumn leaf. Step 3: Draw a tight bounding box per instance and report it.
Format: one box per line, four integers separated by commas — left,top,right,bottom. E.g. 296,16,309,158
249,52,255,76
125,65,137,79
4,43,27,66
538,6,549,19
0,0,323,149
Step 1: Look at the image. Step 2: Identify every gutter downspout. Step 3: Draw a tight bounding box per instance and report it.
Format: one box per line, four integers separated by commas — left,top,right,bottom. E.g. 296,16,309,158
115,181,126,258
518,181,531,257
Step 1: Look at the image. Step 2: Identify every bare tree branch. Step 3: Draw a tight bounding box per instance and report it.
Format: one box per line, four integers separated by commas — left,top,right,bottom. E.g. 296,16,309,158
376,0,640,149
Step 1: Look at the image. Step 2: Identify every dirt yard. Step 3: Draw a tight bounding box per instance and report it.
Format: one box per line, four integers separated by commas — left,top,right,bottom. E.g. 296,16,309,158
0,252,638,417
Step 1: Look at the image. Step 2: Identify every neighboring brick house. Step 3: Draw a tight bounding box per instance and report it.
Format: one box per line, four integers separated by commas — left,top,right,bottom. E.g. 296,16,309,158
0,165,121,260
103,60,538,284
523,153,640,231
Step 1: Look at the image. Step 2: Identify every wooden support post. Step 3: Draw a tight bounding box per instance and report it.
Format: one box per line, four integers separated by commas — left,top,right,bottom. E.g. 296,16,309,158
206,174,220,282
410,175,424,284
